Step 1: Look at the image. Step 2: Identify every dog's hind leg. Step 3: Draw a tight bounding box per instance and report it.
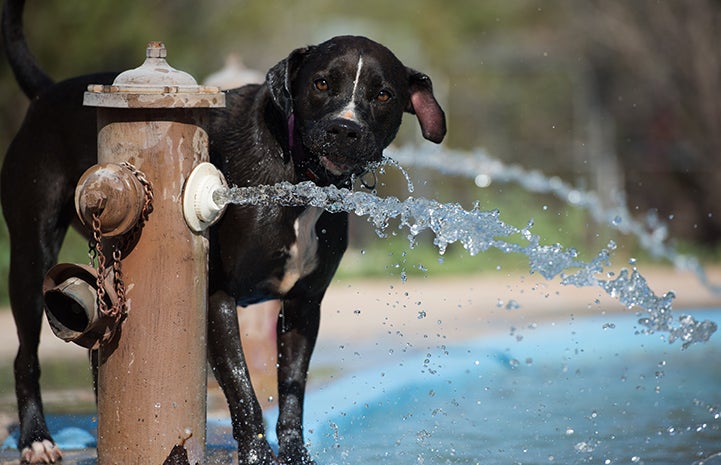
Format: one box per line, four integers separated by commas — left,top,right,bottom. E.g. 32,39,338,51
2,132,79,462
276,296,321,465
208,290,277,464
3,195,73,463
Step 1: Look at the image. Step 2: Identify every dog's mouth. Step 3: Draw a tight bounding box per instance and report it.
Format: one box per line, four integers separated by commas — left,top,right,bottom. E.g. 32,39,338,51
295,118,384,184
319,156,353,177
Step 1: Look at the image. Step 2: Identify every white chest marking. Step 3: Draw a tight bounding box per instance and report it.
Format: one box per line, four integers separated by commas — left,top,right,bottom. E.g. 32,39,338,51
339,56,364,121
277,207,323,294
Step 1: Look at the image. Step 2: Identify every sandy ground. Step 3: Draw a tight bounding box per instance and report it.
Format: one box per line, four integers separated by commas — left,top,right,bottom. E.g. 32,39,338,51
0,266,720,462
2,266,719,363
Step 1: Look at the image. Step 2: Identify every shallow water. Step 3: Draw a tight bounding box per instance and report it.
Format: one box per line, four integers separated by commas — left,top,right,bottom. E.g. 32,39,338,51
9,311,718,464
293,309,721,465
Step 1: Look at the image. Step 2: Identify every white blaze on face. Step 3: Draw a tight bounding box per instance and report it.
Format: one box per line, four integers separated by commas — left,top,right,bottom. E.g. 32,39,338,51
339,56,364,122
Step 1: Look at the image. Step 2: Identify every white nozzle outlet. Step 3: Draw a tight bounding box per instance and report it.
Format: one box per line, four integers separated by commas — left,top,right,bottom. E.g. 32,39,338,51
183,162,228,233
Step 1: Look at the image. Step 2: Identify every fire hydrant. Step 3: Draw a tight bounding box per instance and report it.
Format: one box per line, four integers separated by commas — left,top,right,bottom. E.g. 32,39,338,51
76,42,225,464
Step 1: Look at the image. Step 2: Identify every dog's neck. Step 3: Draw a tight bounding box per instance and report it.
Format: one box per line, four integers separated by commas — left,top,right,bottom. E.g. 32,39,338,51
287,113,322,184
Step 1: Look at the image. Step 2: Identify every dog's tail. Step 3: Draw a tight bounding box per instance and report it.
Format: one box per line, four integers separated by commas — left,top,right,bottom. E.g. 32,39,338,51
2,0,54,99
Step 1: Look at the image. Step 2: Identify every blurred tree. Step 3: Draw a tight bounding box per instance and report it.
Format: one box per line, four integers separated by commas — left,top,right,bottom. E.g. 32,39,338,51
573,0,721,244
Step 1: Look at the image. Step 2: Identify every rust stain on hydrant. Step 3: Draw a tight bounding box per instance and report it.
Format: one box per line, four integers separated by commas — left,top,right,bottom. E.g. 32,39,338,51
162,432,196,465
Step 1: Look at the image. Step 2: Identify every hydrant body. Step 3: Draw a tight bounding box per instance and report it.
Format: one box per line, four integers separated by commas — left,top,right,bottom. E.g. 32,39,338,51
82,43,225,464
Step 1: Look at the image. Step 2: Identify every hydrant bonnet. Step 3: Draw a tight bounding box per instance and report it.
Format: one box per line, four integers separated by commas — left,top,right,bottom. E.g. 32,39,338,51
83,42,225,109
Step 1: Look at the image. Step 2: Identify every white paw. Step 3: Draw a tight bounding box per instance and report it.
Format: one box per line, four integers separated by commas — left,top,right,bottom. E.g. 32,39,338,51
21,439,62,463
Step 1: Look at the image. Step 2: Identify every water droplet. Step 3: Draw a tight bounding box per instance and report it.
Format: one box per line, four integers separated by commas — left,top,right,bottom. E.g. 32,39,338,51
574,441,594,453
474,173,491,188
416,429,432,443
567,190,581,204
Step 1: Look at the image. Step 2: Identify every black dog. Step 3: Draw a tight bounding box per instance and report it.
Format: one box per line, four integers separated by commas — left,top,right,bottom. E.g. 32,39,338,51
1,1,445,463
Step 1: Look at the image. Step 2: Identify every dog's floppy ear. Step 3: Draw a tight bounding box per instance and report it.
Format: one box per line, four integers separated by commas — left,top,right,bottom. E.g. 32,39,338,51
267,46,313,116
406,69,446,144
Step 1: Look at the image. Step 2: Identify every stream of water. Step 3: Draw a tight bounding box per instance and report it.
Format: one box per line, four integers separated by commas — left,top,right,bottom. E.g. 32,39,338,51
388,145,721,295
213,163,717,348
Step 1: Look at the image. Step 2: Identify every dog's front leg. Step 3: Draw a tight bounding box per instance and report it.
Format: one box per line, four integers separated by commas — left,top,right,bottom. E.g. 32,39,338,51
276,296,321,465
207,290,276,464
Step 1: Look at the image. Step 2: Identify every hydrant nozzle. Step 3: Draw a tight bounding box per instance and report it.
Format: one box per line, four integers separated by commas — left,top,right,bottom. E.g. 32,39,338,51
183,162,228,233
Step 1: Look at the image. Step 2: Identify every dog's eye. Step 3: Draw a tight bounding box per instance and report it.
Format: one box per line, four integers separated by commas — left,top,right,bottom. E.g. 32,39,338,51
314,79,329,92
376,90,393,103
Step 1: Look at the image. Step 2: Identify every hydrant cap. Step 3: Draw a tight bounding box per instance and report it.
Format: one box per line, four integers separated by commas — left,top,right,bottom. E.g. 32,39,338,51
83,42,226,108
112,42,199,90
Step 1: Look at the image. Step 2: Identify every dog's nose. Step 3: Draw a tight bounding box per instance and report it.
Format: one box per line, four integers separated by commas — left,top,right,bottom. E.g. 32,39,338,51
327,120,363,143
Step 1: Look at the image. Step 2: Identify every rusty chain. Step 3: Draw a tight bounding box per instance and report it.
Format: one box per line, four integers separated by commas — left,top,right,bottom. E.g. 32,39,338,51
88,162,153,321
89,214,111,316
120,161,154,233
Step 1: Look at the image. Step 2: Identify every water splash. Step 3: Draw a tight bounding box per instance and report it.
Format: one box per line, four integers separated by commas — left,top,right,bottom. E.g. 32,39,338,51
214,181,716,347
387,145,721,295
350,156,416,193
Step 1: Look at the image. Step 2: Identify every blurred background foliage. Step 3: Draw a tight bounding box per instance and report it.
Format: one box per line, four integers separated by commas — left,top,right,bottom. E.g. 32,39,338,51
1,0,720,303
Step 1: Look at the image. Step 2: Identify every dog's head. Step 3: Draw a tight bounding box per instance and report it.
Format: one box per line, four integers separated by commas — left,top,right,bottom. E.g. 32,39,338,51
267,35,446,184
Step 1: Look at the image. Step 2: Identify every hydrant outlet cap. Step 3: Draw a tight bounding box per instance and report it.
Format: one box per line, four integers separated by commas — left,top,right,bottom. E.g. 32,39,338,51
183,162,228,233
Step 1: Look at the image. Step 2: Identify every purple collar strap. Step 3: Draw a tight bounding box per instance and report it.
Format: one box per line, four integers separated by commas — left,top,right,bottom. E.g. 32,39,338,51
287,113,323,184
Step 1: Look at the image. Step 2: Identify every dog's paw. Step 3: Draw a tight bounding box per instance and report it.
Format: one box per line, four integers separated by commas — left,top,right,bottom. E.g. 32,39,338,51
20,439,62,463
278,448,317,465
239,436,277,465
